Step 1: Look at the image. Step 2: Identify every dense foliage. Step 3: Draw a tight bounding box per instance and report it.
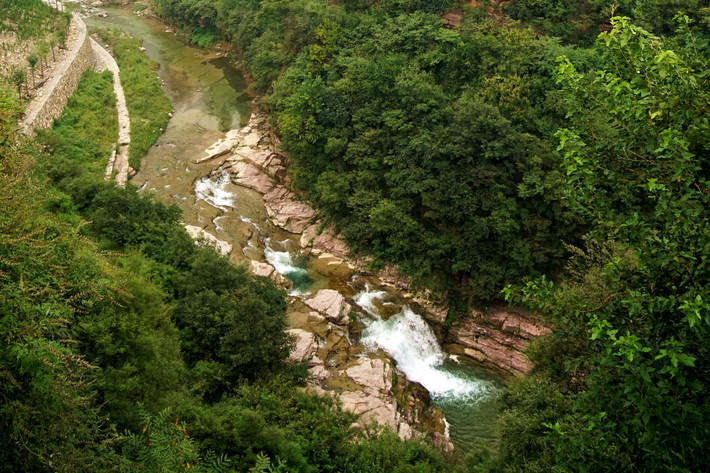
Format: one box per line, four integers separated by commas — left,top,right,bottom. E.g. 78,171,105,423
6,0,710,471
154,0,596,300
151,0,710,471
499,16,710,472
505,0,709,42
0,0,68,40
1,36,464,473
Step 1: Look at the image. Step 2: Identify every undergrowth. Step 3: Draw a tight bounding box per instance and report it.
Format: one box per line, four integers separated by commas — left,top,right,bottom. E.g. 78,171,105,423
94,27,171,171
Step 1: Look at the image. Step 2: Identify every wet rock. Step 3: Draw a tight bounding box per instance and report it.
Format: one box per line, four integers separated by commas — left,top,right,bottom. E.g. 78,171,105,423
196,128,240,163
249,260,274,278
309,252,356,280
287,328,317,362
184,225,232,256
306,312,332,339
446,305,550,376
272,272,291,289
318,330,351,365
345,357,392,394
304,289,351,324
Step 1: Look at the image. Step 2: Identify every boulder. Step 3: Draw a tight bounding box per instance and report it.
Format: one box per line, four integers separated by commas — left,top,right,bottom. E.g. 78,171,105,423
304,289,351,324
287,328,318,362
184,225,232,256
249,260,274,278
338,391,399,431
345,357,392,394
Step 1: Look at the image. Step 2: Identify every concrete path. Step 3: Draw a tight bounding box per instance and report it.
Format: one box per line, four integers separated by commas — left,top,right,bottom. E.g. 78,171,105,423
91,38,131,187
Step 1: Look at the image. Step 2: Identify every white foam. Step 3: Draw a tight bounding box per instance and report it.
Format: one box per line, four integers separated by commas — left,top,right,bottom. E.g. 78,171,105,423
194,170,235,211
355,288,496,402
264,244,312,295
352,286,388,317
264,246,303,276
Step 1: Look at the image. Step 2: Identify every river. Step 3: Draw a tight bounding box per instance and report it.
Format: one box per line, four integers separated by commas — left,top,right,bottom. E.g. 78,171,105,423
84,5,503,452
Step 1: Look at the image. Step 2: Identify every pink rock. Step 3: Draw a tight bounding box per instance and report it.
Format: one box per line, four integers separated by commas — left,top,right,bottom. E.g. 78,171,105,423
286,328,318,362
304,289,351,324
249,260,274,278
448,306,550,376
345,358,392,394
313,225,351,259
235,163,272,194
338,391,399,431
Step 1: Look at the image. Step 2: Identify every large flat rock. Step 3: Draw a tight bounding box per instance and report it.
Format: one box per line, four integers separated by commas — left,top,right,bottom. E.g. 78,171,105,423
304,289,351,324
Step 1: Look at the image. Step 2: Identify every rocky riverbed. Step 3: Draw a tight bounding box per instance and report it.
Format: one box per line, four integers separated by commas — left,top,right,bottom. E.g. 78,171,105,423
190,112,549,447
189,114,451,447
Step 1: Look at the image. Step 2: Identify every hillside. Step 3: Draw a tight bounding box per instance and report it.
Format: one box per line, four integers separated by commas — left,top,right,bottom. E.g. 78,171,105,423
2,0,710,472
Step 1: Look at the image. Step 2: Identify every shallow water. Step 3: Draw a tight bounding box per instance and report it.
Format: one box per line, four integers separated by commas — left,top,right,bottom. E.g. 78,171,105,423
85,6,504,453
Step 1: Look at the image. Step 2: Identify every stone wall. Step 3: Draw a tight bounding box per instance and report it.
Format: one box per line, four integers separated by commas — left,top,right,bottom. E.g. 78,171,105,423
22,13,96,134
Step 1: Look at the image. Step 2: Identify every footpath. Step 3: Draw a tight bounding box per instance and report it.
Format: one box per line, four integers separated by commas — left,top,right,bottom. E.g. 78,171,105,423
91,37,131,186
21,12,131,187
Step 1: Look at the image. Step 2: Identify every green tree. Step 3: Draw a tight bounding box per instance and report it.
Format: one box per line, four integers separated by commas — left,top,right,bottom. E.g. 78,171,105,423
36,41,50,77
27,53,38,88
503,16,710,472
10,68,25,99
119,409,230,473
0,86,117,473
173,250,292,396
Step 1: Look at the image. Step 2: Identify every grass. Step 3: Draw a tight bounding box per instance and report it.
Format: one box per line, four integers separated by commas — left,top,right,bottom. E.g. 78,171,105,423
36,69,118,183
95,28,171,171
0,0,69,40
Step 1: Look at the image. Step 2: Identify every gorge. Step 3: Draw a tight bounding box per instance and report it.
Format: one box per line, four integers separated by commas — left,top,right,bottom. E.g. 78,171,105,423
84,4,532,451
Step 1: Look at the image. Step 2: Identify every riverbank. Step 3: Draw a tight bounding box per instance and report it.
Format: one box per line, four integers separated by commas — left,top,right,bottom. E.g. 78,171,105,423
80,2,549,452
82,4,459,447
115,2,549,380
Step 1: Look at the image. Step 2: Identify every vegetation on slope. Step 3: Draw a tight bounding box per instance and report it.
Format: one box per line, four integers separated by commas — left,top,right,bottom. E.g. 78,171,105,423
0,0,70,97
1,55,468,473
4,1,710,471
93,27,172,170
150,0,710,470
498,17,710,472
36,68,118,180
505,0,710,41
155,0,592,301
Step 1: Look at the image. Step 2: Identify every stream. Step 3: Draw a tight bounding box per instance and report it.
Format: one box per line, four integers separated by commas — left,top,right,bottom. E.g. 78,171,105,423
84,6,504,452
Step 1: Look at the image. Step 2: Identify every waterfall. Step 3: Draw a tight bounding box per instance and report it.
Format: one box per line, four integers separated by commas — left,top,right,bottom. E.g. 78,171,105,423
352,286,388,317
357,289,497,402
263,242,313,294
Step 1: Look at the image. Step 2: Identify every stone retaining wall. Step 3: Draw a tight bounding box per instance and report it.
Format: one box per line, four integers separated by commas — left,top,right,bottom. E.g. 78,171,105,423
22,13,96,134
